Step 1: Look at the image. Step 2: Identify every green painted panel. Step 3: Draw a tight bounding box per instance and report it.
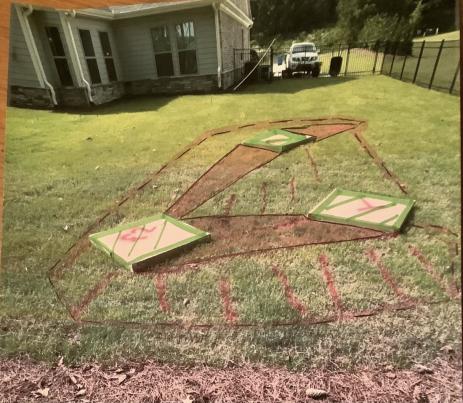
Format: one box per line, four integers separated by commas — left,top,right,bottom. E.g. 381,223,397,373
309,188,415,232
89,213,210,272
242,129,315,153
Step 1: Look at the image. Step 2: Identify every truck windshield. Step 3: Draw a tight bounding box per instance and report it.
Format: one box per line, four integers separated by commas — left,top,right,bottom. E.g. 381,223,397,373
292,45,316,53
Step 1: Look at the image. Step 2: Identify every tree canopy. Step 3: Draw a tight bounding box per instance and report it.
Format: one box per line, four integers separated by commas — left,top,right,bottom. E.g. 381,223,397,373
250,0,457,45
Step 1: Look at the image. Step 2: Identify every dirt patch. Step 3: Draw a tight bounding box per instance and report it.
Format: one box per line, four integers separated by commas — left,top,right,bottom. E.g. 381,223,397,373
167,145,278,218
285,123,356,140
145,215,386,271
2,357,460,402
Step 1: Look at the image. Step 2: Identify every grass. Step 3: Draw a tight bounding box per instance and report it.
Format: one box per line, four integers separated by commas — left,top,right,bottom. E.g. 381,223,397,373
414,30,460,42
1,75,461,370
383,39,460,93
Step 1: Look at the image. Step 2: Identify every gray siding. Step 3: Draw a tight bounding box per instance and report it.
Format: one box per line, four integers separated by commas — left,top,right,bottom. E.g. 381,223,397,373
113,6,218,81
220,11,249,73
8,6,41,88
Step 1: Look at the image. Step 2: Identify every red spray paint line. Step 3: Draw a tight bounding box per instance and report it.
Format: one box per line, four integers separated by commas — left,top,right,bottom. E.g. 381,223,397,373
366,249,415,305
409,245,460,300
318,254,345,316
305,148,320,182
70,272,120,321
271,265,309,318
289,177,296,202
224,194,237,216
260,182,268,214
218,277,238,324
154,274,170,313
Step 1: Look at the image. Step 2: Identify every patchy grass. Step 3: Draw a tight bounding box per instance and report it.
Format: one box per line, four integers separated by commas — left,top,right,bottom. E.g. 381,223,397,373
1,75,461,370
414,30,460,42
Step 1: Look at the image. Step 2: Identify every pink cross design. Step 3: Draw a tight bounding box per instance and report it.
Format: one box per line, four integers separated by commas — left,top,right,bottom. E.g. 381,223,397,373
120,226,157,242
356,198,375,212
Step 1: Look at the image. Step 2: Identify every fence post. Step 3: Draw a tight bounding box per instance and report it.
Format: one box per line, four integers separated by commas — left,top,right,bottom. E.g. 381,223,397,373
413,40,426,84
338,43,342,56
233,48,236,83
373,40,380,74
428,39,445,89
449,59,460,94
270,46,274,81
344,44,351,76
380,41,389,74
389,42,398,76
399,53,408,80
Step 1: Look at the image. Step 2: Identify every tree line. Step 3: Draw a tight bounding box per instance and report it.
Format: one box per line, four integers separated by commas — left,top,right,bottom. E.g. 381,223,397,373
250,0,458,45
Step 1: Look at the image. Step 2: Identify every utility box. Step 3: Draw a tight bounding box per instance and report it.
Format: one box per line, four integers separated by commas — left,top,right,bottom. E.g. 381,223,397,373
329,56,343,77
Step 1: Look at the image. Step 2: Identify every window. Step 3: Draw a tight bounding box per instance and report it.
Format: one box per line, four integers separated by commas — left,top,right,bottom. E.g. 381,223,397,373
176,21,198,75
99,31,118,82
151,26,174,77
79,29,101,84
45,26,74,87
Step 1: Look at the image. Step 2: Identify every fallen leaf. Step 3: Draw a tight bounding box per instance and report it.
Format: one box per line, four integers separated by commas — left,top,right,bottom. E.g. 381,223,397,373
63,225,69,232
183,298,190,306
35,388,49,397
69,375,78,385
127,368,136,375
111,374,127,384
75,388,86,397
414,364,433,375
95,166,100,170
306,387,328,399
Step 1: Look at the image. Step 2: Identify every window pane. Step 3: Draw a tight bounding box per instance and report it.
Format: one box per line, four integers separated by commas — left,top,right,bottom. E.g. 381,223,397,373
45,27,65,57
79,29,96,57
178,50,197,75
86,58,101,84
54,58,74,86
176,21,196,50
155,53,174,77
99,31,113,57
151,26,171,53
105,58,118,82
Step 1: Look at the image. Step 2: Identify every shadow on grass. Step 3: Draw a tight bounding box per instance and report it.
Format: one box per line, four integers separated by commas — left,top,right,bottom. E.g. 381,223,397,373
53,76,358,116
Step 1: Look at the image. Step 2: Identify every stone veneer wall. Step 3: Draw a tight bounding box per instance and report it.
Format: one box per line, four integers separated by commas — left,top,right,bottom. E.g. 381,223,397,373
9,86,54,108
9,74,220,108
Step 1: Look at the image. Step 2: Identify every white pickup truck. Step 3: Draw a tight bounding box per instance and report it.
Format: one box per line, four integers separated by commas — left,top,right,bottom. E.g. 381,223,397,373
283,42,322,78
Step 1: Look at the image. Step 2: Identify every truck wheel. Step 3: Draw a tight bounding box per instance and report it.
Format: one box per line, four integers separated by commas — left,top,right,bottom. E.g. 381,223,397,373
312,67,320,78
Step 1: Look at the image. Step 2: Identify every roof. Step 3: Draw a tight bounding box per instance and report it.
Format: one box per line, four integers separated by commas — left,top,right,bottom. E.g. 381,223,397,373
106,2,190,14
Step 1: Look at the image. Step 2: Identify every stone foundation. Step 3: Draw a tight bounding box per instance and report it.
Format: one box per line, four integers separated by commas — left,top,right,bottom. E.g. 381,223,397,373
56,87,89,107
8,74,221,109
9,86,54,109
91,82,125,105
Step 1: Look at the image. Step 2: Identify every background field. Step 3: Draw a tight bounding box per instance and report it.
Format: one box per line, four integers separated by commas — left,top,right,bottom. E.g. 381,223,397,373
1,75,461,370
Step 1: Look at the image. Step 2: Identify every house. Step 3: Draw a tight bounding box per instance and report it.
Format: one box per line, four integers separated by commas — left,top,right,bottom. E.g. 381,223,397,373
8,0,253,108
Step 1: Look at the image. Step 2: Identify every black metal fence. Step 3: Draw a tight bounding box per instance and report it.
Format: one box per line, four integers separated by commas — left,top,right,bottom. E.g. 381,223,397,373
381,39,460,95
234,39,460,95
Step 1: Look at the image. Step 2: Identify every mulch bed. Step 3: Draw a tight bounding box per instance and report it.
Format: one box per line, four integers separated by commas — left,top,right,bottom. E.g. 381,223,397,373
1,357,460,402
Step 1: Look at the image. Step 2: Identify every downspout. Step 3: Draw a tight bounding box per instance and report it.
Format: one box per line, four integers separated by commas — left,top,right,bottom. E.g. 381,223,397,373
59,10,93,103
16,5,58,105
213,2,223,89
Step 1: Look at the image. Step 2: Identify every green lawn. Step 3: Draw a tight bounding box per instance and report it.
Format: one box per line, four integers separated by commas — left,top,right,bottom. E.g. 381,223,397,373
414,30,460,42
1,75,461,370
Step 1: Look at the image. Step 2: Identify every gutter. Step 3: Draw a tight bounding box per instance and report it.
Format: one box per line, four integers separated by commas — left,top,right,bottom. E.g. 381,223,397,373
59,11,94,103
15,4,58,105
213,2,223,89
220,1,253,28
